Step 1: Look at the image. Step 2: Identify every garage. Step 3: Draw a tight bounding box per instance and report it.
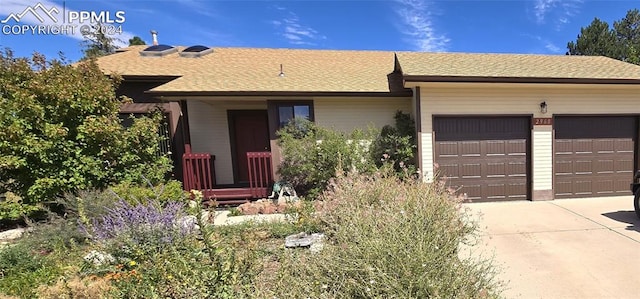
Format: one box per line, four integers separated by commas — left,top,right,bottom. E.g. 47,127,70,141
434,116,530,202
554,116,637,198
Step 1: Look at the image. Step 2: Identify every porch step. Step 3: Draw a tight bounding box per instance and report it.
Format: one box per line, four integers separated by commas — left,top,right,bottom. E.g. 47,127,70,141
204,199,249,206
201,188,252,206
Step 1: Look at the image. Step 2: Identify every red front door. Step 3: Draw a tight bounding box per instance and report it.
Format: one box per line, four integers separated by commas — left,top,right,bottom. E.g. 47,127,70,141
229,110,270,183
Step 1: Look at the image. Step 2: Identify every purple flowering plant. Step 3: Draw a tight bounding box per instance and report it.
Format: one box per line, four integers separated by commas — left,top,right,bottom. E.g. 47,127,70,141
84,199,197,255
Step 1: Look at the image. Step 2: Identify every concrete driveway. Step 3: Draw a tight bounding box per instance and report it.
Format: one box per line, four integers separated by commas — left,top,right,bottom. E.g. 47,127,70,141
465,196,640,299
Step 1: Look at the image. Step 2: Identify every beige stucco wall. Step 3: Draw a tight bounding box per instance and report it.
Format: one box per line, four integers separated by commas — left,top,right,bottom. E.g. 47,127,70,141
187,100,267,185
187,96,411,185
314,97,411,133
414,82,640,198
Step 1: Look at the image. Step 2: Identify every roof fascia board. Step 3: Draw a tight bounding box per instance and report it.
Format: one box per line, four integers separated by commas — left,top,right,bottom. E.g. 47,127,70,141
121,75,181,82
145,90,413,97
403,75,640,84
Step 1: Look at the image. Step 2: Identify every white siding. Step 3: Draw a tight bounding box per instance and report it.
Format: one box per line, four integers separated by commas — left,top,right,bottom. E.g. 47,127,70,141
421,132,434,182
533,127,553,190
314,97,411,133
187,100,267,185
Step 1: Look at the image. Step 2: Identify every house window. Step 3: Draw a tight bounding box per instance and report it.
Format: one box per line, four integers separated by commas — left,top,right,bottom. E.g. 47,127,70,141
278,104,311,127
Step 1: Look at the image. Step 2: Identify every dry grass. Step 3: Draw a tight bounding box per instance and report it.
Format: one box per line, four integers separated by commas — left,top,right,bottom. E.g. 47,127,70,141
36,276,112,299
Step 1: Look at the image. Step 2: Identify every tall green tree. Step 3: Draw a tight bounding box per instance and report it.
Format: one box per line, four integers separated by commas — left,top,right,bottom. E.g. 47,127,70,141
0,50,171,208
128,36,146,46
81,23,119,59
567,18,621,57
614,9,640,62
567,9,640,64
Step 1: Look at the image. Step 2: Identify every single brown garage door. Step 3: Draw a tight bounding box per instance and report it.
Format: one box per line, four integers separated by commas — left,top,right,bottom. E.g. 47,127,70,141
554,116,636,198
434,116,530,202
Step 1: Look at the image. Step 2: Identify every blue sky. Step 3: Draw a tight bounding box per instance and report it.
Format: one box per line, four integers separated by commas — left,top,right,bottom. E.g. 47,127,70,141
0,0,637,61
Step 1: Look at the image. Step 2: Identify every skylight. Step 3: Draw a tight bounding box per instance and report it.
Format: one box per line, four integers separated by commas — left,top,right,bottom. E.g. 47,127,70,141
139,44,178,57
180,45,214,58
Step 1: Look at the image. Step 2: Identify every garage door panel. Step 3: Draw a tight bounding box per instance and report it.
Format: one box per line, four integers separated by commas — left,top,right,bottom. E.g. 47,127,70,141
507,162,526,177
595,160,614,174
574,160,593,174
460,141,481,156
555,140,572,154
554,116,636,199
437,163,459,179
555,161,572,175
507,183,528,199
463,185,482,201
618,140,634,152
574,180,592,195
486,163,505,178
574,140,594,153
594,140,615,153
460,163,481,178
594,180,615,194
507,140,526,153
616,180,631,193
435,116,530,202
486,141,506,156
438,142,458,157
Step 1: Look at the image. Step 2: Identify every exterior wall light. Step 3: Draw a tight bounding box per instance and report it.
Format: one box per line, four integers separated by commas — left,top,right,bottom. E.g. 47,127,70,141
540,101,548,114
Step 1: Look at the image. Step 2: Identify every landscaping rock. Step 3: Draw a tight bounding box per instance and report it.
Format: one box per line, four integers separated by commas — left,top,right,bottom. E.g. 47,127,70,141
84,250,115,266
260,204,277,214
238,203,259,215
285,232,325,253
276,202,289,213
0,227,26,241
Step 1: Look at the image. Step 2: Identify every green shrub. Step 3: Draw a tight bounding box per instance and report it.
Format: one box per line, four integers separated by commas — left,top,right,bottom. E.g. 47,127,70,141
265,171,502,298
370,110,417,177
56,180,187,229
0,192,40,222
277,118,375,198
0,219,87,298
109,179,187,205
0,50,171,208
284,199,322,233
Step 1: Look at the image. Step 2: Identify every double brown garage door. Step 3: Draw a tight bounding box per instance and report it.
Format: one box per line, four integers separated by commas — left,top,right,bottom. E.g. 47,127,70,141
434,116,529,202
554,116,636,198
435,116,637,201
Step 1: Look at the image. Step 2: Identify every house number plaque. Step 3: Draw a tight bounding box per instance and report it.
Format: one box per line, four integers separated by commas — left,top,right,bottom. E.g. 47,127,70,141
534,118,553,126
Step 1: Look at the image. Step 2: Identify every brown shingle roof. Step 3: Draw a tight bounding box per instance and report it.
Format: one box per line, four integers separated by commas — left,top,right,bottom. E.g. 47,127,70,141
96,46,403,94
395,52,640,81
96,47,640,94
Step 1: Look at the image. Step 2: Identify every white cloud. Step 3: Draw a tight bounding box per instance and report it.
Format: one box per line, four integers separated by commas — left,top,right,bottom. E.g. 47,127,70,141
177,0,218,18
525,34,563,54
394,0,449,52
533,0,583,26
0,0,134,47
271,8,326,46
545,42,561,53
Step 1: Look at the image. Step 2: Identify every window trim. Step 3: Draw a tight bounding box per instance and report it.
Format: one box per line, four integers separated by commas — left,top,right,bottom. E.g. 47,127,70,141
267,100,314,140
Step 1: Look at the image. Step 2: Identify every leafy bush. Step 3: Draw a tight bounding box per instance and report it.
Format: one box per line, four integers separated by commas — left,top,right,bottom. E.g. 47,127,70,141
0,244,60,299
0,50,171,212
265,170,502,298
0,218,87,298
0,192,40,222
109,180,186,205
277,118,375,198
370,110,417,176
